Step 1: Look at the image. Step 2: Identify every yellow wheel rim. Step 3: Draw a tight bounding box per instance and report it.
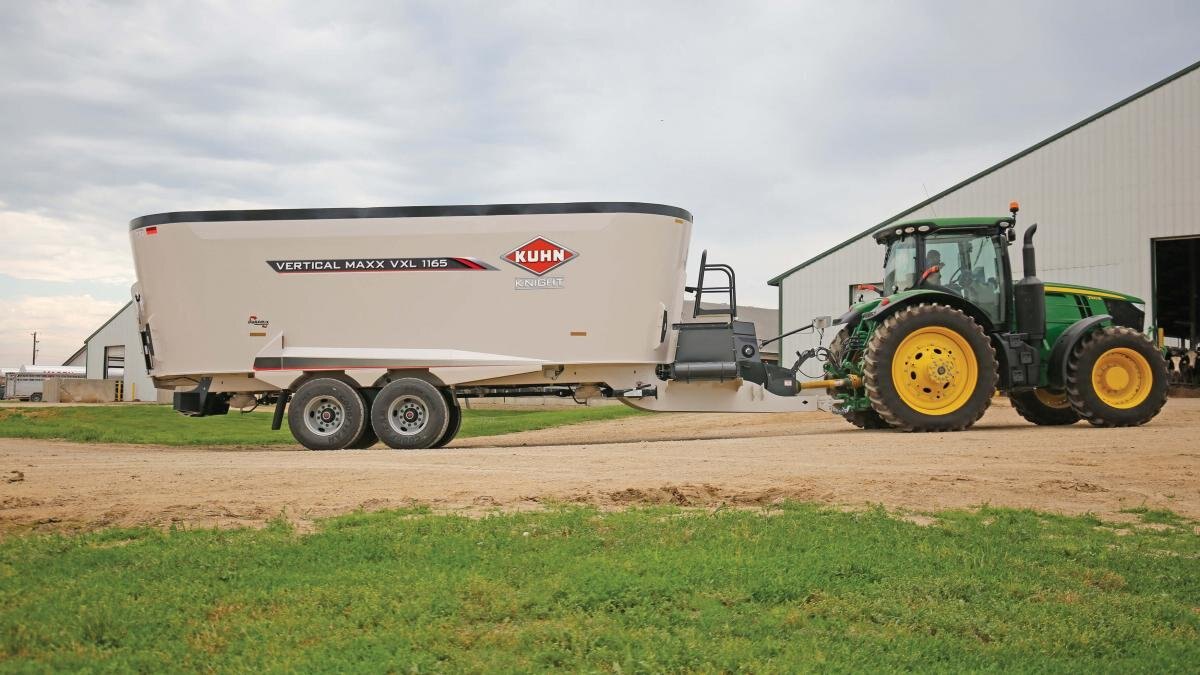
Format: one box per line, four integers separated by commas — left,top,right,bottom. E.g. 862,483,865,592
891,326,979,415
1091,347,1152,409
1033,388,1071,409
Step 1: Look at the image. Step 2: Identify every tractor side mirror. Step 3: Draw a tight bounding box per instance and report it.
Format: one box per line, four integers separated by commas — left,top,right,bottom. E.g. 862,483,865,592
1007,229,1016,243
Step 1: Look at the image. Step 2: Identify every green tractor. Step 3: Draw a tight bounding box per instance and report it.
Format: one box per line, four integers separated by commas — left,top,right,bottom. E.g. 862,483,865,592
819,202,1168,432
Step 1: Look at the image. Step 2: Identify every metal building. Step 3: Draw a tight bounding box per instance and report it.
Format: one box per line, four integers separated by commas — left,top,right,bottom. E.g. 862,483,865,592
77,301,167,402
770,60,1200,363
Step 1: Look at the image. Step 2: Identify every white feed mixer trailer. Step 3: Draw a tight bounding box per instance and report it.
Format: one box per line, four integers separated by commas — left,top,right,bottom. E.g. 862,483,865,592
130,202,835,450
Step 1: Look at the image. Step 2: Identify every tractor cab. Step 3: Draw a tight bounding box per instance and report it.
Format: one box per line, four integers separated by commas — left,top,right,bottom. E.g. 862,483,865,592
874,215,1016,327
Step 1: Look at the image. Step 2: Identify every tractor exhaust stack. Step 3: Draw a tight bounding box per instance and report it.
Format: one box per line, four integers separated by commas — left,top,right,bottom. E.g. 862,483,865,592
1014,221,1046,342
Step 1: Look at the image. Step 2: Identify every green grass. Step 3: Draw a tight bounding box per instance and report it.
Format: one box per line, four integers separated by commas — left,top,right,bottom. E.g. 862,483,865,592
1119,506,1188,527
0,404,643,446
1,506,1196,672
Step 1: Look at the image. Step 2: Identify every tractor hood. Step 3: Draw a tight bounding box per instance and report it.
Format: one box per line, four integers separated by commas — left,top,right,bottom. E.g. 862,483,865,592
1043,282,1143,304
833,282,1145,334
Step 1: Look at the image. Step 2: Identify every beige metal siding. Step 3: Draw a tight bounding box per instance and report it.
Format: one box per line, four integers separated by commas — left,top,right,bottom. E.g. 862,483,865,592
780,65,1200,358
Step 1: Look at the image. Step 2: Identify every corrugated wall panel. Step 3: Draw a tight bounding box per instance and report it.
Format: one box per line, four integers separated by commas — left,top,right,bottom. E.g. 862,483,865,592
778,65,1200,359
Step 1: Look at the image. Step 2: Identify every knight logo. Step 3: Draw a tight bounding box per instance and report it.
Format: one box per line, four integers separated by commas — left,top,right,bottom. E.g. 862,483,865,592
502,237,578,276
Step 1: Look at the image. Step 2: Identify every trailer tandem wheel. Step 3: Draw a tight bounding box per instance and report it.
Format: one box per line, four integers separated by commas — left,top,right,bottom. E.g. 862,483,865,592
287,378,369,450
345,388,380,448
371,378,451,449
431,391,462,449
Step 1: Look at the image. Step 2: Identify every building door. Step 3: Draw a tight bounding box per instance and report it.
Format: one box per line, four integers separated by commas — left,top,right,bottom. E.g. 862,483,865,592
102,345,125,380
1152,236,1200,386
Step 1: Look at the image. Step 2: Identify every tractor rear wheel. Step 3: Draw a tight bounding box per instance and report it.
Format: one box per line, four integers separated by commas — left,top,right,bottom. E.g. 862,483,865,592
1065,326,1167,427
828,329,891,429
864,303,997,432
1010,388,1079,426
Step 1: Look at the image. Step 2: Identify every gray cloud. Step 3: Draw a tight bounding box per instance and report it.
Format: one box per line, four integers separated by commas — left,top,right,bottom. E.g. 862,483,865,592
1,0,1197,364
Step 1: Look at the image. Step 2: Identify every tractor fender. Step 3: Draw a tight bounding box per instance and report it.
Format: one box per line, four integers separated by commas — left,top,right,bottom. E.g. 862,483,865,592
863,291,996,334
1046,314,1111,389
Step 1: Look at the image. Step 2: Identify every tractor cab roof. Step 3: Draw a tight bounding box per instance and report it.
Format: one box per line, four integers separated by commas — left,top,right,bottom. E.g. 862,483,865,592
872,216,1015,244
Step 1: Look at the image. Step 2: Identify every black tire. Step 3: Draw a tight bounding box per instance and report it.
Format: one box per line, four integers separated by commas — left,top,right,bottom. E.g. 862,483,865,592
29,393,42,402
345,389,379,448
287,378,368,450
1010,388,1079,426
346,426,379,449
431,392,462,449
371,378,451,449
1065,326,1168,427
828,329,891,429
864,303,997,432
844,409,891,429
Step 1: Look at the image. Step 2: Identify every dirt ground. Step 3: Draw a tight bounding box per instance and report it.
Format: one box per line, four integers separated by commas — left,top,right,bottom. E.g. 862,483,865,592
1,399,1198,533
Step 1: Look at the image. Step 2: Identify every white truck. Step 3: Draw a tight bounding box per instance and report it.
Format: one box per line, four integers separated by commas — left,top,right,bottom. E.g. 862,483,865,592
130,202,826,450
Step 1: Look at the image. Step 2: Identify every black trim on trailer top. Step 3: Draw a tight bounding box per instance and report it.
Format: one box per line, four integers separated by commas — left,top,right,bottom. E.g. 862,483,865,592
130,202,693,230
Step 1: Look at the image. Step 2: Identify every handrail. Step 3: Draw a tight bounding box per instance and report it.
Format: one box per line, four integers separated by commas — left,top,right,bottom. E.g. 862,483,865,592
686,250,738,323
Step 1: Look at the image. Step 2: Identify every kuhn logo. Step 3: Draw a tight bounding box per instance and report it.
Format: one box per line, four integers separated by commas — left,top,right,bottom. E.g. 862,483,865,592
502,237,578,276
247,315,269,328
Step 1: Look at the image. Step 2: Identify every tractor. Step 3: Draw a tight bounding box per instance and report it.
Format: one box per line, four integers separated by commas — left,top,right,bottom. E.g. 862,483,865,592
815,202,1168,432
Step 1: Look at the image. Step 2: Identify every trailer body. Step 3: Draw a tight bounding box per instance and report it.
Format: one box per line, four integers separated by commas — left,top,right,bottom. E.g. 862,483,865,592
130,201,818,446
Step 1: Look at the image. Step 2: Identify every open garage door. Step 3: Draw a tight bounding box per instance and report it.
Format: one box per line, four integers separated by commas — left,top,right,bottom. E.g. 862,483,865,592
1152,236,1200,386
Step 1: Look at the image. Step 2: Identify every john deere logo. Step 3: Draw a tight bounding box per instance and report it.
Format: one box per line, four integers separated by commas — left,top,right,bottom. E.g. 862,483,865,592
502,237,578,276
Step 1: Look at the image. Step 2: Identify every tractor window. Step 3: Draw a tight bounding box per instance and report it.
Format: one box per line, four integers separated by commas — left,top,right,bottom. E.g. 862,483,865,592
922,233,1006,323
882,237,917,294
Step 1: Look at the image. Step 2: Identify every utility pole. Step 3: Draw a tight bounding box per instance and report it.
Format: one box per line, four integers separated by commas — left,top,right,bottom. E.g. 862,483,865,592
31,332,39,365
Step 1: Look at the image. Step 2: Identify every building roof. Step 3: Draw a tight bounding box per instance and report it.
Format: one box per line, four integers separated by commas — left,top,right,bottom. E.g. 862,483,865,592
62,345,87,367
82,301,133,345
768,58,1200,286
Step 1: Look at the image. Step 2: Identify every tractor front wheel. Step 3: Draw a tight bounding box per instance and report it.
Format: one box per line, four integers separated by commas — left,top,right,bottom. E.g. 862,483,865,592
864,303,997,432
827,329,890,429
1010,388,1080,426
1065,326,1168,427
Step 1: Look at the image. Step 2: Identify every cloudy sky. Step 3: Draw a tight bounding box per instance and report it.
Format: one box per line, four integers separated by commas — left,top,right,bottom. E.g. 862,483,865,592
1,1,1197,365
